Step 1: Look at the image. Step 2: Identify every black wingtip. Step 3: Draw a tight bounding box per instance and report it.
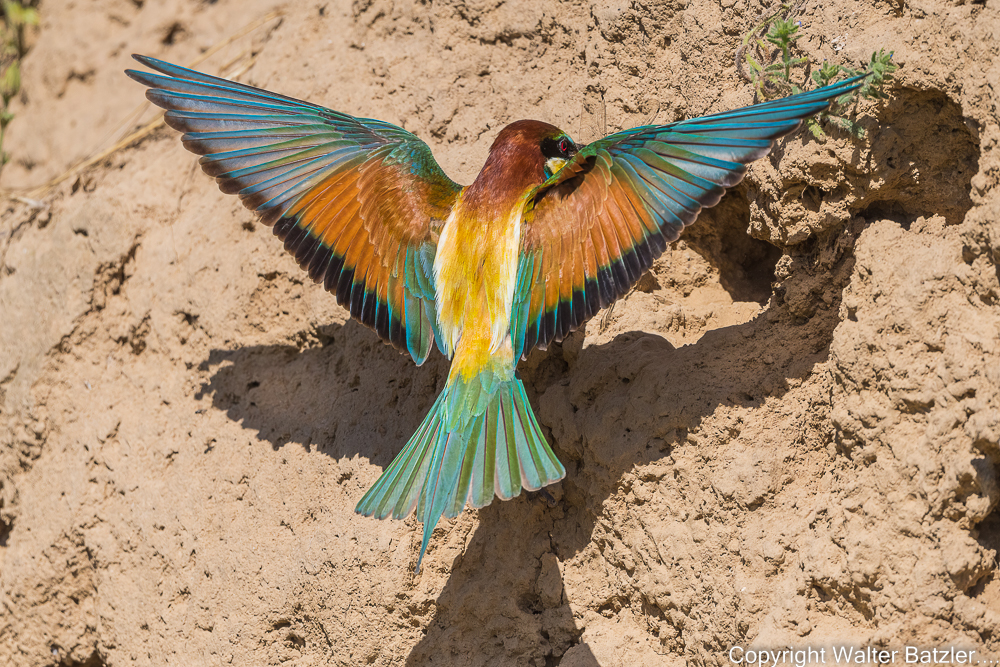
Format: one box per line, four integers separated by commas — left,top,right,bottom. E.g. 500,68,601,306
126,56,172,87
131,54,166,72
818,72,870,99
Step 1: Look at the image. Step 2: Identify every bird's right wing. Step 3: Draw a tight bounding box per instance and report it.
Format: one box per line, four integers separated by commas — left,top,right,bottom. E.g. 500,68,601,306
511,76,865,359
127,56,462,365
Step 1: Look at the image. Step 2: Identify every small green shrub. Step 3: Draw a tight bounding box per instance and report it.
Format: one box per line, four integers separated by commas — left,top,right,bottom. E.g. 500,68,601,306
737,4,897,139
0,0,39,175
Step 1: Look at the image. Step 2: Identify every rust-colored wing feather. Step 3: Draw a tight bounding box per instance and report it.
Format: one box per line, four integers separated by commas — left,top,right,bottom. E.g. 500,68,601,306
511,76,866,359
127,55,460,364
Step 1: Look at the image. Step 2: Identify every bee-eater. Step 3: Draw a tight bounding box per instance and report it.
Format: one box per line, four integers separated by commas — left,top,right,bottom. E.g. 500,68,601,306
127,55,864,570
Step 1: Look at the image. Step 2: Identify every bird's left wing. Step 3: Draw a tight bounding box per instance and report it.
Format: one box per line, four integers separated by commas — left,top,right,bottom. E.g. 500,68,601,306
127,56,461,365
511,76,865,359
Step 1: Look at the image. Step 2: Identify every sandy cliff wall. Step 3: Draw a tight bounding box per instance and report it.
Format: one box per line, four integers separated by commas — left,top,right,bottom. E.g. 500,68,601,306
0,0,998,665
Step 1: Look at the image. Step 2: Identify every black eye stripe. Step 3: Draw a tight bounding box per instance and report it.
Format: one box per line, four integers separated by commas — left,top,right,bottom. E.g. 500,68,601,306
541,135,576,159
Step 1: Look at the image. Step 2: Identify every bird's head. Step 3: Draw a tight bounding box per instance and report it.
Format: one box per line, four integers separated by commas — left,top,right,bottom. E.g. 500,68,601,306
465,120,578,211
490,119,579,180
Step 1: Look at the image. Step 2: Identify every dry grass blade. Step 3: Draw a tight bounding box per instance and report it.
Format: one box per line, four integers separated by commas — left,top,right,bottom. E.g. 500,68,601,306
0,9,282,201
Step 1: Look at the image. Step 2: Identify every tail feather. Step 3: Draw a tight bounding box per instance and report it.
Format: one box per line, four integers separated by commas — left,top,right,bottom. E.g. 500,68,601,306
355,374,565,571
513,380,565,488
471,407,498,508
444,413,484,519
417,429,466,561
358,395,442,520
495,389,521,500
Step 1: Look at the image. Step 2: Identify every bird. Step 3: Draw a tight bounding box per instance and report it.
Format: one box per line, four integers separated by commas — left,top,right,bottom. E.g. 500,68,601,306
127,55,864,571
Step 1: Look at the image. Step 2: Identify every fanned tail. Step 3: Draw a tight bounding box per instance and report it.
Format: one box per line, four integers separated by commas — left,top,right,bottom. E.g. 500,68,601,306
355,373,565,571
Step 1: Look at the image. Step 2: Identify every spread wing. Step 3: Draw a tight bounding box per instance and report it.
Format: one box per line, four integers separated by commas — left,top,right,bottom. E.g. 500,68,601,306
511,75,866,358
127,55,461,365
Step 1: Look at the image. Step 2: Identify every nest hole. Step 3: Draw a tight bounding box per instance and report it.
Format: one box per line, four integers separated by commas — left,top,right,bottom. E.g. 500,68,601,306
684,188,781,303
857,88,979,228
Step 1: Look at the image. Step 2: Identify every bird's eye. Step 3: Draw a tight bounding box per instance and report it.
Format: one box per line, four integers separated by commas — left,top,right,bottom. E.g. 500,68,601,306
558,137,570,155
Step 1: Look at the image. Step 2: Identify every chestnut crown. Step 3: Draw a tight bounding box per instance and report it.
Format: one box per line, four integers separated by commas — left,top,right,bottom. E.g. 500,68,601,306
464,120,578,214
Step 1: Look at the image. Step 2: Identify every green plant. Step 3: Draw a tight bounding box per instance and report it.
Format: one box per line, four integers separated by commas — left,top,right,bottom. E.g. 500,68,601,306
0,0,39,175
737,5,897,139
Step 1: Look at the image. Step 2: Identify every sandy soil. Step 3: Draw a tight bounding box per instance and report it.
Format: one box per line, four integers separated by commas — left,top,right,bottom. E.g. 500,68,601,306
1,0,998,665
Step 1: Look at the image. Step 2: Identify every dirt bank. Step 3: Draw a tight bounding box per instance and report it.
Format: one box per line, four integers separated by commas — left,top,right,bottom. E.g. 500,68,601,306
1,0,998,665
